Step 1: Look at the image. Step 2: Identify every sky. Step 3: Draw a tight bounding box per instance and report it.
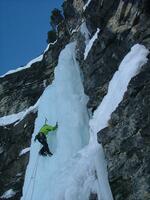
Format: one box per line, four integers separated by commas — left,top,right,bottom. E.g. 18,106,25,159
0,0,63,76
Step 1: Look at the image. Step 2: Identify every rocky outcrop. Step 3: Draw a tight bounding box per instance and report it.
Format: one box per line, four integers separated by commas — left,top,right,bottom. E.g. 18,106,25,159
84,0,120,32
80,29,129,110
99,62,150,200
84,0,150,199
71,0,150,199
0,112,37,199
0,35,69,117
79,0,150,110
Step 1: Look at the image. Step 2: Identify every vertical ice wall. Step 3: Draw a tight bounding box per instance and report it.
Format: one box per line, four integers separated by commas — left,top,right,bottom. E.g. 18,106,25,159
21,42,90,200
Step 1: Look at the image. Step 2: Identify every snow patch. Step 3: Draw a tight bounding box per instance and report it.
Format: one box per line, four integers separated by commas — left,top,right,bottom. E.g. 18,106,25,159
83,0,92,10
0,111,25,126
1,189,16,199
44,40,57,53
16,173,22,177
0,99,39,126
90,44,149,136
0,55,43,78
14,98,40,125
71,29,78,34
84,28,100,60
19,147,30,156
80,22,90,44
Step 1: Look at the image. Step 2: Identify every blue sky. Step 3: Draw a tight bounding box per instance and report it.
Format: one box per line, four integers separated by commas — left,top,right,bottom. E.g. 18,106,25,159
0,0,63,76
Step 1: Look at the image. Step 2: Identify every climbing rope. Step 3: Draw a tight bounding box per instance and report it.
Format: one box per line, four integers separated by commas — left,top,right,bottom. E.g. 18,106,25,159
23,154,40,200
30,155,39,200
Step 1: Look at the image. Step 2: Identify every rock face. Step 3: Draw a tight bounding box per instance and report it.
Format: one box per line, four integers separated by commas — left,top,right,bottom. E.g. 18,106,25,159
98,63,150,200
83,0,150,199
0,0,150,199
80,29,128,109
73,0,150,199
0,112,37,199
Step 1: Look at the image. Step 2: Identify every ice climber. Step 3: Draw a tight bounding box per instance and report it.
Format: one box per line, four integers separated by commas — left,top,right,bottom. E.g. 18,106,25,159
34,122,58,156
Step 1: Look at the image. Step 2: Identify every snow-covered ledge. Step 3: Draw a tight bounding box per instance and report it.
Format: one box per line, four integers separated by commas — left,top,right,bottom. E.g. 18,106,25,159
0,98,40,126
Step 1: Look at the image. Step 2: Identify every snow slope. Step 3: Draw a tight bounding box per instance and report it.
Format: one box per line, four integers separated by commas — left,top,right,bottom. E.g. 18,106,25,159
22,42,149,200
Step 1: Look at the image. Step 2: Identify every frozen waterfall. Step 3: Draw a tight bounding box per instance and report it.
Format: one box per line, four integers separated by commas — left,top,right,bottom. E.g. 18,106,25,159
21,42,149,200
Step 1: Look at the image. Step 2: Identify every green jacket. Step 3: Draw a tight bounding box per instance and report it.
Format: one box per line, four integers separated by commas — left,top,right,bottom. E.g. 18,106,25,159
39,124,57,136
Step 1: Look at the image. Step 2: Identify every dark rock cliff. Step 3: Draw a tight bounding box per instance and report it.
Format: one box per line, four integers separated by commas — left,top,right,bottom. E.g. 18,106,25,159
81,0,150,199
71,0,150,199
99,62,150,200
0,0,150,199
0,112,37,200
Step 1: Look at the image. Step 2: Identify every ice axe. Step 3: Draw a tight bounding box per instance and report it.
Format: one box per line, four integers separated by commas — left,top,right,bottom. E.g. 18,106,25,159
45,117,48,124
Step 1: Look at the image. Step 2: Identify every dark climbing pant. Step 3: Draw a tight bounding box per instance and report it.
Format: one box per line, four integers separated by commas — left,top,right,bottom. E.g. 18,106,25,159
36,133,52,156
